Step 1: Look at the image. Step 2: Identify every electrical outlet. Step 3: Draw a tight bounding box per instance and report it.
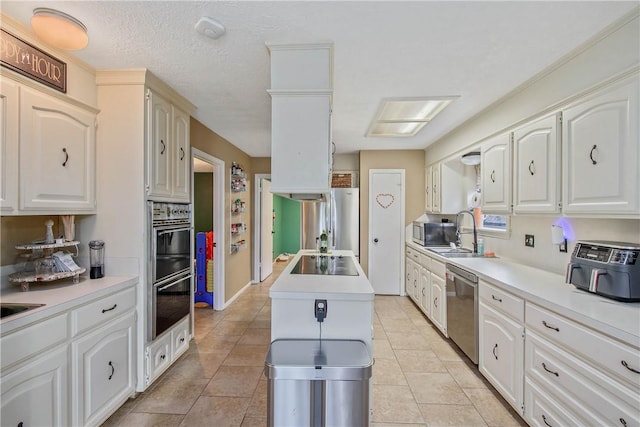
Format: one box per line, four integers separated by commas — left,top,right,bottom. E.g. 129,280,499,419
525,234,535,247
314,299,327,322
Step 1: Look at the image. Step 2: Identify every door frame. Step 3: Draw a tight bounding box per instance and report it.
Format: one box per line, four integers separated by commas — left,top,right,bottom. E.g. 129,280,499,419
368,168,405,295
191,148,225,311
253,173,272,283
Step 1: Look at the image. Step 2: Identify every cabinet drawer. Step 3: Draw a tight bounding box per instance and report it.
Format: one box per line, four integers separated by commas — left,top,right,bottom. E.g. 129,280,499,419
525,330,639,426
146,333,171,386
1,313,68,369
172,317,190,359
72,287,136,336
406,247,420,263
479,281,524,322
419,254,431,270
525,377,585,427
430,259,445,278
526,303,640,390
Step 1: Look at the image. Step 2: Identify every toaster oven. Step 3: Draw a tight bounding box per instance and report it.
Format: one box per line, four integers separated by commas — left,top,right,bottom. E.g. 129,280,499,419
566,240,640,302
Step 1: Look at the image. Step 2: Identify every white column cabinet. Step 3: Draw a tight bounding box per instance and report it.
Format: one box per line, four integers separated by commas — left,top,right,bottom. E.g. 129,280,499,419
562,75,639,216
0,78,19,213
513,114,561,214
481,133,512,214
146,89,191,202
19,86,97,213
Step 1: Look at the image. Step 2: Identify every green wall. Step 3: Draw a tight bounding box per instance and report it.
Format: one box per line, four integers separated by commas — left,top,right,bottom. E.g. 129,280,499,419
273,195,300,260
194,173,213,234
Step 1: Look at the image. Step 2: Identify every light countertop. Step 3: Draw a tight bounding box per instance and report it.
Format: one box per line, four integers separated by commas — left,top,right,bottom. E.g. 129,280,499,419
407,241,640,347
269,250,374,301
1,275,138,333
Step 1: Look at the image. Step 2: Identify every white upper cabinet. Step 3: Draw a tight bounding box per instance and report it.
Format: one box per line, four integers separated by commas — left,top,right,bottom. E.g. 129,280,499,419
146,89,191,202
425,160,465,214
562,75,639,216
19,86,97,213
0,78,19,213
425,166,433,212
513,113,561,214
431,162,441,213
481,132,512,213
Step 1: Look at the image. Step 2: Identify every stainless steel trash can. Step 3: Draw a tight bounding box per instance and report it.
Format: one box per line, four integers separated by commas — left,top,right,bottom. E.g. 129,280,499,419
265,339,373,427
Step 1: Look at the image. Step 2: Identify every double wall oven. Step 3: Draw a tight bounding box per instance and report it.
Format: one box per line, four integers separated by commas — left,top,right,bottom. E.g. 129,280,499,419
148,202,193,341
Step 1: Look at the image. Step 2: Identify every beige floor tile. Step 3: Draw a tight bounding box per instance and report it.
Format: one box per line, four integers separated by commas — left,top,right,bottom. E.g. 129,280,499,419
372,385,424,424
245,379,268,418
380,316,419,332
210,320,251,336
386,330,432,350
238,328,271,345
178,396,250,427
372,424,426,427
100,397,137,426
445,361,488,389
463,388,525,427
373,338,395,359
223,344,270,366
373,357,407,385
395,349,448,373
406,372,471,405
132,378,209,414
203,366,263,397
418,403,487,426
161,352,226,381
247,319,270,329
430,340,465,361
240,417,267,427
374,324,388,339
114,412,185,427
190,333,240,356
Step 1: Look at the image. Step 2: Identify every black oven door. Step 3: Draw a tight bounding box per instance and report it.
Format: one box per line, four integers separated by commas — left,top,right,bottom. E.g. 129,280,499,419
153,225,192,283
150,274,192,340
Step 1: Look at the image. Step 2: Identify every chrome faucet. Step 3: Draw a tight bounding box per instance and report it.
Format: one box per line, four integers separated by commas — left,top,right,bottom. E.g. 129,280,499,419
456,209,478,254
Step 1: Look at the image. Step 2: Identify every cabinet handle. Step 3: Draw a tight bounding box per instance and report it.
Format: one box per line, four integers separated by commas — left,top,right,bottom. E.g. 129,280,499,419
18,422,23,427
589,144,598,165
492,343,498,360
621,360,640,374
528,160,535,176
490,170,496,183
491,295,502,303
180,147,185,160
102,304,117,313
160,354,166,360
434,296,438,308
180,337,185,343
422,288,425,296
160,139,166,155
542,362,559,377
542,414,553,427
620,418,627,426
542,320,559,332
62,148,69,167
108,361,115,380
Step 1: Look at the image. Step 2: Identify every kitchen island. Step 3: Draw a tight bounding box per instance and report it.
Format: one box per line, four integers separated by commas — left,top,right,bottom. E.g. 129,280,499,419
269,249,375,350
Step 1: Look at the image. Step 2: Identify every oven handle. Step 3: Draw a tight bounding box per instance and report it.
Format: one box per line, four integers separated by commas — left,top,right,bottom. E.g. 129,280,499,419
156,226,192,236
154,273,192,291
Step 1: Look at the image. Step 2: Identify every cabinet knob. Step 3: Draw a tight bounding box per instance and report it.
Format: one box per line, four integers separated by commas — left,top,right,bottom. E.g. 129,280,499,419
373,238,379,243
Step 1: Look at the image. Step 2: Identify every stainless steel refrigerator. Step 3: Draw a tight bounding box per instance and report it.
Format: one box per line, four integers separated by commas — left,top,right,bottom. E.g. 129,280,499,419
300,188,359,258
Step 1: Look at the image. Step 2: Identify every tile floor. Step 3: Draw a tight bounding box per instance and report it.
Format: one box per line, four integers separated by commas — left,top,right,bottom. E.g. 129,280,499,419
103,261,525,426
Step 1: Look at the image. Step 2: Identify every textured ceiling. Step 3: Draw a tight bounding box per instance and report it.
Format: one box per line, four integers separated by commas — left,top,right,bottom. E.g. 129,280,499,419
1,1,636,157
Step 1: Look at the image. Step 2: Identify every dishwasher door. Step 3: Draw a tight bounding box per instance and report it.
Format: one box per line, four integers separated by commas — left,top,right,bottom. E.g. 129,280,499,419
446,264,478,364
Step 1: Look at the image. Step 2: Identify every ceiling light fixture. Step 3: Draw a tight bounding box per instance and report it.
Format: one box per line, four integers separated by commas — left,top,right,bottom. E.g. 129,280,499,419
195,17,226,40
366,96,457,137
31,8,88,50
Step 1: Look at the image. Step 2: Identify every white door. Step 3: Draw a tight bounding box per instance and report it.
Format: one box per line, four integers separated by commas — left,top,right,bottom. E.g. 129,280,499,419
368,169,404,295
260,178,274,281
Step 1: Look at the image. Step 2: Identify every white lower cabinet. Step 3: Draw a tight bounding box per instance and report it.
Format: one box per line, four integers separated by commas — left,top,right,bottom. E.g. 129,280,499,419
419,267,430,316
0,346,69,426
429,273,446,336
146,316,190,387
478,300,524,414
524,377,585,427
72,313,135,426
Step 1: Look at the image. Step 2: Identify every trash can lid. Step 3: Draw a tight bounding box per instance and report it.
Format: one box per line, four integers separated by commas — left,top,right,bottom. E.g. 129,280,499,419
265,339,372,381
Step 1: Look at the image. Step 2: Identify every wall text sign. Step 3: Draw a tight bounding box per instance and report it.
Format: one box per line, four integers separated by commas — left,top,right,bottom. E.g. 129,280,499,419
1,29,67,93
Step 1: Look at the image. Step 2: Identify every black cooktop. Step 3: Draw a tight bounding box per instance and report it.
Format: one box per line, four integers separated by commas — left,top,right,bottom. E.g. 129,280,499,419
290,254,359,276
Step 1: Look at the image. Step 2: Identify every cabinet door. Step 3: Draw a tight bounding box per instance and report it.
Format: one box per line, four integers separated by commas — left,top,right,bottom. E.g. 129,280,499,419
513,114,561,213
430,273,446,336
19,87,96,212
1,346,68,427
479,301,524,413
420,267,430,316
147,89,172,199
146,332,172,386
270,93,331,194
431,163,441,213
172,105,191,201
562,76,639,215
405,257,415,297
72,313,135,426
425,166,432,212
172,316,190,359
0,78,19,213
481,133,512,213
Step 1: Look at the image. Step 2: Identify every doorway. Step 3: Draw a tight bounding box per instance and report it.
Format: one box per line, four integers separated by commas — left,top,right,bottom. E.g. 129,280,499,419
192,148,225,313
368,169,405,295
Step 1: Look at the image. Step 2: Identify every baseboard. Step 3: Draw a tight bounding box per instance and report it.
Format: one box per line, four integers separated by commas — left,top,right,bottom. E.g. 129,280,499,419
223,280,253,309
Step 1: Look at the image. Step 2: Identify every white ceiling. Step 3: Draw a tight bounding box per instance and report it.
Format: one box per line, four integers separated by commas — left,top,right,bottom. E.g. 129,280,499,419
2,1,636,157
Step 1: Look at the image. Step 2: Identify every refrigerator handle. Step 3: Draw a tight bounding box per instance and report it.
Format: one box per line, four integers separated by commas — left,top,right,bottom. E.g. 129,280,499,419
330,190,336,249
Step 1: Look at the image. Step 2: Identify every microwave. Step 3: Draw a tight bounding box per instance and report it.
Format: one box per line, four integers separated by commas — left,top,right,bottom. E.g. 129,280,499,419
412,221,457,247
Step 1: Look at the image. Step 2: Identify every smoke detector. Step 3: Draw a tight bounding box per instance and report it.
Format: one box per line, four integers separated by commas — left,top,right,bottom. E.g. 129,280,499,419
195,17,225,40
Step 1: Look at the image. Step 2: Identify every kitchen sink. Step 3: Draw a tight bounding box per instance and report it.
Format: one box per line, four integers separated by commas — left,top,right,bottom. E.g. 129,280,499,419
0,303,45,319
426,247,485,258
